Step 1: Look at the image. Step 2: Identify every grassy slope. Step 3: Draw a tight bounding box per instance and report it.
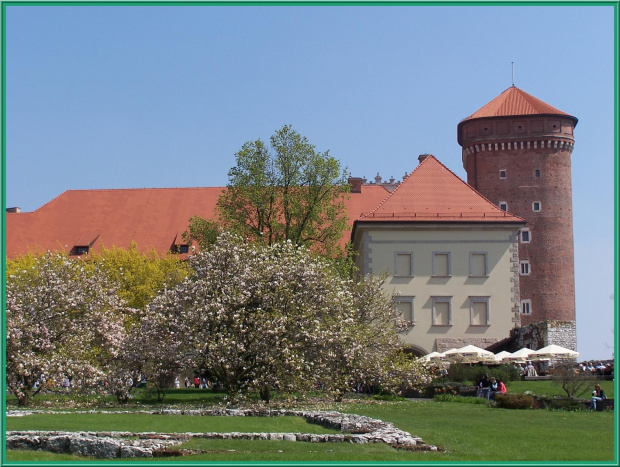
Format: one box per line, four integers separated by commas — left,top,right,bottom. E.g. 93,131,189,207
5,400,616,462
4,380,617,462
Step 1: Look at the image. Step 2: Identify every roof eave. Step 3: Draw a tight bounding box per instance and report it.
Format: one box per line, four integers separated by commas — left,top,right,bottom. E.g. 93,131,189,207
457,113,578,146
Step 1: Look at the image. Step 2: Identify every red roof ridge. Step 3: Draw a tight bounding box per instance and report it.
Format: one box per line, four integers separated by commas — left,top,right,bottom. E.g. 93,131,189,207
28,186,227,213
360,156,432,218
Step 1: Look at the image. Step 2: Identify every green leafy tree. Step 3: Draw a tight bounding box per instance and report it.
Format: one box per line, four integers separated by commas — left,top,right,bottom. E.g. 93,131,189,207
213,124,350,256
181,216,221,251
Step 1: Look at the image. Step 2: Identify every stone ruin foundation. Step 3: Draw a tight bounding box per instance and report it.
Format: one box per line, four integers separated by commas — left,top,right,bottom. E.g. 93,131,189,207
6,408,438,458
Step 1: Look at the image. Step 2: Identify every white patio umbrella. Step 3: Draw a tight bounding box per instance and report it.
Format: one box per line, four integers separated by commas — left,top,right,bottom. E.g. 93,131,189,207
504,347,536,363
480,354,500,365
435,348,458,364
443,345,495,363
426,351,446,361
494,351,513,363
422,351,440,362
529,344,579,361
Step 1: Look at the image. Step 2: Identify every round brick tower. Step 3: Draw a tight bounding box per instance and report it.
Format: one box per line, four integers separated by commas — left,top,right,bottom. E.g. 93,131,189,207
457,86,577,349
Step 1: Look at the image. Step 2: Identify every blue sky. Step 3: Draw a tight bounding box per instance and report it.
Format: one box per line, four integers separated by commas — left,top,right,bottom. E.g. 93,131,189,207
2,3,616,362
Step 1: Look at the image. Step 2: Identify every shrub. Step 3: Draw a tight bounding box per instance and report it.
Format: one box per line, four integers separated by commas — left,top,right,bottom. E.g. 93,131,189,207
470,364,520,385
447,363,520,385
433,384,460,397
534,396,588,412
494,393,537,409
446,362,469,383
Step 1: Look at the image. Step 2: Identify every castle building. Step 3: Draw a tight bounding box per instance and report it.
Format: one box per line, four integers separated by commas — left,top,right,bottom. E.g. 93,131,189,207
350,155,525,354
5,86,578,355
457,86,578,351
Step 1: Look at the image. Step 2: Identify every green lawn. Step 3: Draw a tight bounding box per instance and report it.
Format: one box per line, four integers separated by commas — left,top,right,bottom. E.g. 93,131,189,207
5,396,616,462
5,413,338,434
502,378,614,398
342,400,616,461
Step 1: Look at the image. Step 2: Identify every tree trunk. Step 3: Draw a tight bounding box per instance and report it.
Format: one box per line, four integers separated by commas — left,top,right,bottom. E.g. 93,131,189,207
17,393,31,406
260,384,271,404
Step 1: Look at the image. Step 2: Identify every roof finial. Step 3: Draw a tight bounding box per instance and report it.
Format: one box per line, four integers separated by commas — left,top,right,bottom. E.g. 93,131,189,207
511,61,515,87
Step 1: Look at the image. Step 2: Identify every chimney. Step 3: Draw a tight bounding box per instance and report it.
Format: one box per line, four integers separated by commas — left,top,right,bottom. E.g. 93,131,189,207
348,176,363,193
418,154,432,164
6,207,21,213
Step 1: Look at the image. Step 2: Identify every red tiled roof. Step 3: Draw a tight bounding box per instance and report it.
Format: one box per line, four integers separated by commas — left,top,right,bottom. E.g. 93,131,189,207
5,185,390,259
6,188,224,259
357,155,525,223
461,86,576,122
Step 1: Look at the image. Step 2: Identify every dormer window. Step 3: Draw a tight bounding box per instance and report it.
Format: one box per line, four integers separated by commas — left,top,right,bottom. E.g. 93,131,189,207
499,201,508,212
499,169,507,179
177,245,189,254
72,246,89,256
70,233,99,256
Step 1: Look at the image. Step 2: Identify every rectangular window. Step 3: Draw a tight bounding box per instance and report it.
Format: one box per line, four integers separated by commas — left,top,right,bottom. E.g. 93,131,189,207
520,260,530,275
535,169,541,178
499,201,508,212
532,201,541,212
499,169,507,179
433,297,452,326
470,297,490,326
432,297,452,326
521,299,532,315
395,252,413,276
469,252,488,277
520,229,531,243
395,297,414,322
432,252,451,276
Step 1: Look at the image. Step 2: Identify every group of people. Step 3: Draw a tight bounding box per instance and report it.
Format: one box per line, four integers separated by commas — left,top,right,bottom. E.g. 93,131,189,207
517,361,538,377
182,376,209,389
476,374,507,401
581,361,614,378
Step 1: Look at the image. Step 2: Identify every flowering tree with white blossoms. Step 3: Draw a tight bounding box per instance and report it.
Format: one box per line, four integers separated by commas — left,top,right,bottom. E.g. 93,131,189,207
5,252,129,406
143,232,428,402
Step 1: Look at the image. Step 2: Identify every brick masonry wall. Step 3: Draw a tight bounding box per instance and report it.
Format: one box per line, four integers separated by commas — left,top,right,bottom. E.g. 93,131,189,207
516,321,577,351
460,116,577,329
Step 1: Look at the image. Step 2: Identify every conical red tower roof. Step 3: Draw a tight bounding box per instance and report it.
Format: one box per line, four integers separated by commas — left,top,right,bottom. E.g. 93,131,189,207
357,155,524,223
461,86,577,122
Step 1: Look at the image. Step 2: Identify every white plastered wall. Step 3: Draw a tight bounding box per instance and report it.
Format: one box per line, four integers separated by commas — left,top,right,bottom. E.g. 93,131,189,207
353,223,521,355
